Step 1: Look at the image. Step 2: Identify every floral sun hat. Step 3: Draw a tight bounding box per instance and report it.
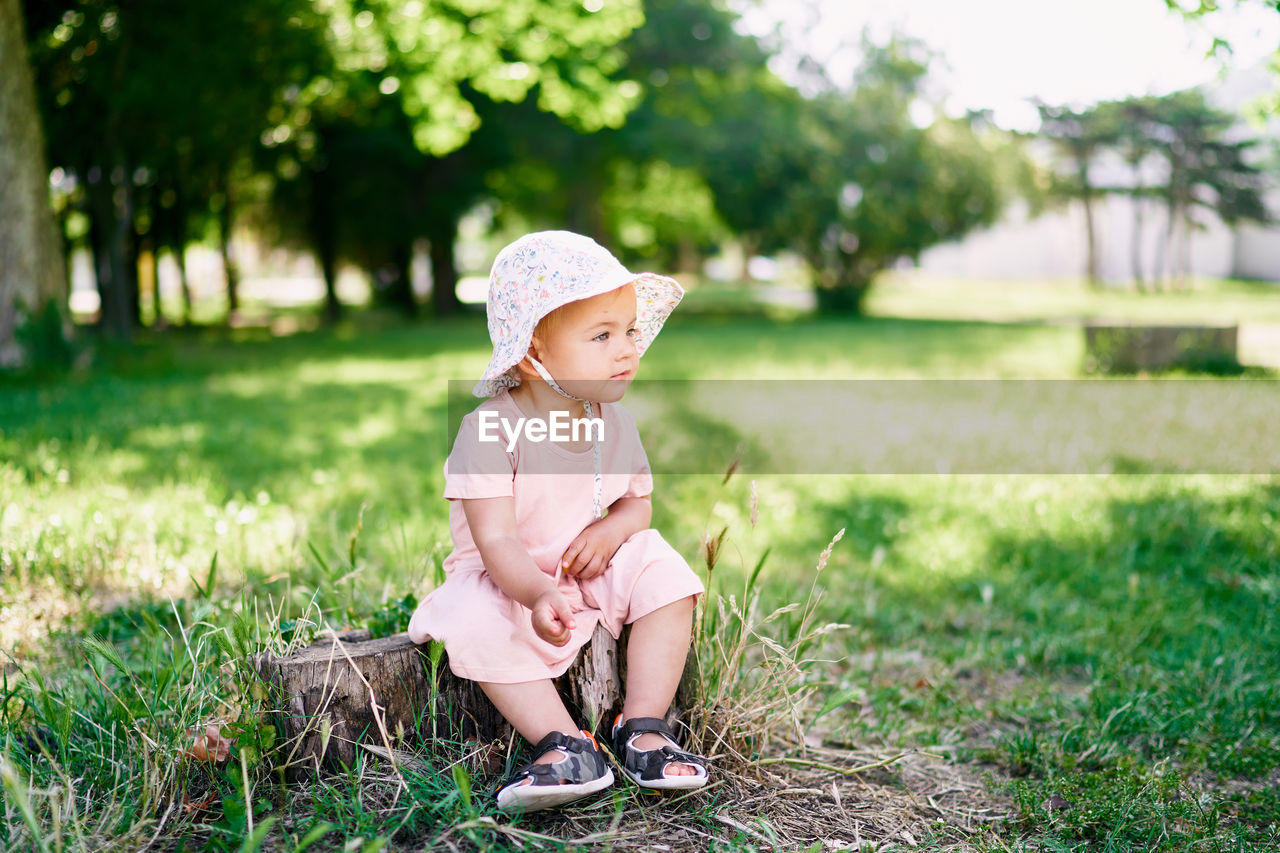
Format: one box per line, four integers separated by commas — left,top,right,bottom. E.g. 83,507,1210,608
473,230,684,398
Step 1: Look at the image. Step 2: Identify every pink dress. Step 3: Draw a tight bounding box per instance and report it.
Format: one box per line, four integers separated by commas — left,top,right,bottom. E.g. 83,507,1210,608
407,390,704,683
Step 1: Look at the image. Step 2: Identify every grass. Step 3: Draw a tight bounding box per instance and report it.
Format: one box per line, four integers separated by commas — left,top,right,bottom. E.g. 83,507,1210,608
866,271,1280,326
2,279,1279,850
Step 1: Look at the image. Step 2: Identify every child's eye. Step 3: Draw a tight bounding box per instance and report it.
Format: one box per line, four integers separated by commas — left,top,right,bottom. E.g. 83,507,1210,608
593,331,609,342
626,327,638,338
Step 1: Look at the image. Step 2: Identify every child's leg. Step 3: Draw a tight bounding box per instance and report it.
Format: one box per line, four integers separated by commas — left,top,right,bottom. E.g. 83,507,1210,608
479,679,581,767
621,594,699,776
482,679,614,809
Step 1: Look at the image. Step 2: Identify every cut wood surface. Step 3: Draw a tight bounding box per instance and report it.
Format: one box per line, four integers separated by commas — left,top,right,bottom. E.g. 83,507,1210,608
1084,324,1238,373
255,623,688,775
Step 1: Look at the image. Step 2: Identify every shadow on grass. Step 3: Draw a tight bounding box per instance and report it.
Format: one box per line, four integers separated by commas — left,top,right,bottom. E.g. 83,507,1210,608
968,484,1280,835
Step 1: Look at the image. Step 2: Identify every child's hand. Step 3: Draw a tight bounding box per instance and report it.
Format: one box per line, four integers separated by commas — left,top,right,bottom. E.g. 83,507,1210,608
531,589,576,646
560,524,623,581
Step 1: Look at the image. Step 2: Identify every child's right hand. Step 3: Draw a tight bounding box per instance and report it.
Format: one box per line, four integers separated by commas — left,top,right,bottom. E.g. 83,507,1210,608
531,589,577,646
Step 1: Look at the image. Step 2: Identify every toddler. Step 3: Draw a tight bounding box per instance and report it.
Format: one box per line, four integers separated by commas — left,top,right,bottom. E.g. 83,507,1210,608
408,231,709,811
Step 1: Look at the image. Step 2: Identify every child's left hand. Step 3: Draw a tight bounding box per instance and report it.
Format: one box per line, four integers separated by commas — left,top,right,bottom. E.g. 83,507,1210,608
560,523,623,580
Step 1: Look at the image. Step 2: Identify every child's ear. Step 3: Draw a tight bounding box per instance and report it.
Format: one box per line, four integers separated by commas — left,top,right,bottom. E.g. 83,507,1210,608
513,342,542,379
513,357,537,380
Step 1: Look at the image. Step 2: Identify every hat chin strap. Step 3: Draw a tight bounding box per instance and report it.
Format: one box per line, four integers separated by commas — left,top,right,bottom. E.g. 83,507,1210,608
526,357,605,526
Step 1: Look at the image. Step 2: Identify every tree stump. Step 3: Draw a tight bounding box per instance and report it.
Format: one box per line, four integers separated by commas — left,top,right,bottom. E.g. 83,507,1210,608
1084,324,1240,374
254,623,688,776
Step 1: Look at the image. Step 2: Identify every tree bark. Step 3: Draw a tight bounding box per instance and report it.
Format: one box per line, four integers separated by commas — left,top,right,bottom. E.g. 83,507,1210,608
1154,202,1177,293
254,624,690,778
384,240,417,316
0,0,68,366
310,162,342,324
1129,175,1145,292
1178,214,1193,291
90,164,136,339
217,169,240,318
1081,193,1100,288
125,175,143,328
169,181,193,325
812,253,873,315
428,217,462,316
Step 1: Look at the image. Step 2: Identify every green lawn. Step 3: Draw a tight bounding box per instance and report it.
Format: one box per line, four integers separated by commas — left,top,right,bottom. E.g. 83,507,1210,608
865,271,1280,326
1,291,1278,850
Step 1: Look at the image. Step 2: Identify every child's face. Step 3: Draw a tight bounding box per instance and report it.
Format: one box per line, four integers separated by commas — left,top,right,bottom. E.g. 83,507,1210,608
529,284,639,403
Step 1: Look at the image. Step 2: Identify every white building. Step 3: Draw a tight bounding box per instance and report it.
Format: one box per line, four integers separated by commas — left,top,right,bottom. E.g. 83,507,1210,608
920,62,1280,284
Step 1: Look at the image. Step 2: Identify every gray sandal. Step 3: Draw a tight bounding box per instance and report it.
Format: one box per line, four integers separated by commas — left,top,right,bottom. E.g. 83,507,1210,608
611,715,709,790
494,730,614,811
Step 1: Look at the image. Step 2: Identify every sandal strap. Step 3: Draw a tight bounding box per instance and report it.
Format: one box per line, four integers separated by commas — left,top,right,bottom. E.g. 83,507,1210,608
626,743,707,782
612,716,707,782
496,731,607,793
612,716,675,753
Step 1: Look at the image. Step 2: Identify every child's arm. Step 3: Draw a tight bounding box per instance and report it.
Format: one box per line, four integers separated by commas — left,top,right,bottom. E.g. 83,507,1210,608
462,496,578,647
559,495,651,580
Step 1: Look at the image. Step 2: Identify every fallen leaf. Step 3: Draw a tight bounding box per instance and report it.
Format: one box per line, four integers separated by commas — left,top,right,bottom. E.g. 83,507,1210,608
184,722,232,763
466,736,505,776
914,678,932,690
182,790,217,814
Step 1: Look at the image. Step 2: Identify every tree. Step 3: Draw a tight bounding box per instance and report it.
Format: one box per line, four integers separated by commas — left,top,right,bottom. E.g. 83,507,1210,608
1036,101,1122,288
26,0,326,334
261,0,649,319
1146,89,1270,288
1163,0,1280,116
1099,97,1160,289
774,39,1014,313
482,0,768,273
1,0,67,366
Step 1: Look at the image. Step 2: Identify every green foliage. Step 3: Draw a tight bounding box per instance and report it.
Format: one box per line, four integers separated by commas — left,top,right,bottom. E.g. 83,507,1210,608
603,159,727,263
759,38,1018,313
11,298,74,373
490,0,771,265
2,303,1279,849
23,0,654,326
363,593,418,639
1038,89,1271,289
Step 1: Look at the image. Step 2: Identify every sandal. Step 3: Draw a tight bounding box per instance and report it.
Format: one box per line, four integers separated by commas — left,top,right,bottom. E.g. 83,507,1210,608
611,715,709,790
494,730,614,812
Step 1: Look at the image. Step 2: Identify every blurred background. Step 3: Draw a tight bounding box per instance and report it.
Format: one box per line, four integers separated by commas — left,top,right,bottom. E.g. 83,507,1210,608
4,4,1280,850
3,0,1278,355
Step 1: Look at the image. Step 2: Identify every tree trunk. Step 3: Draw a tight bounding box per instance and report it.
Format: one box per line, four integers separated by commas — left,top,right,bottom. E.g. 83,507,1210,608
169,181,193,325
254,624,690,778
812,253,873,315
1155,202,1177,293
126,178,143,328
1130,182,1145,292
93,164,135,339
385,240,417,316
428,218,461,316
217,170,240,318
310,164,342,324
1081,193,1100,289
1178,214,1193,291
0,0,68,366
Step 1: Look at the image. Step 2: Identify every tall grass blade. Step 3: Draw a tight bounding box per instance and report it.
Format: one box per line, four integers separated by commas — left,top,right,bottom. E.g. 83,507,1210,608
0,755,49,853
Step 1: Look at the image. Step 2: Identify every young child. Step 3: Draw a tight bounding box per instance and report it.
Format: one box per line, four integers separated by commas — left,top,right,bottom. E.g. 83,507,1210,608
407,230,709,811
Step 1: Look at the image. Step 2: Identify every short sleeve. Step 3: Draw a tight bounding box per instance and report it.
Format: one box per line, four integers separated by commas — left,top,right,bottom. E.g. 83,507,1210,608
613,403,653,499
623,440,653,498
443,410,515,500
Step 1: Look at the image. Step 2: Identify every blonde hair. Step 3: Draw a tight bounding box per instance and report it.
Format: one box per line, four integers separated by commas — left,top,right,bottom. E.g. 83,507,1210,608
533,304,572,343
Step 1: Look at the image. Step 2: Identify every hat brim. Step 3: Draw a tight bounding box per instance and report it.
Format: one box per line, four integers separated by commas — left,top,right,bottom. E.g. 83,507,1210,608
473,271,683,398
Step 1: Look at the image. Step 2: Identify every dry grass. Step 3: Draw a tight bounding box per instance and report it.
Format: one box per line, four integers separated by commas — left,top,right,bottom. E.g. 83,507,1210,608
332,740,1012,852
